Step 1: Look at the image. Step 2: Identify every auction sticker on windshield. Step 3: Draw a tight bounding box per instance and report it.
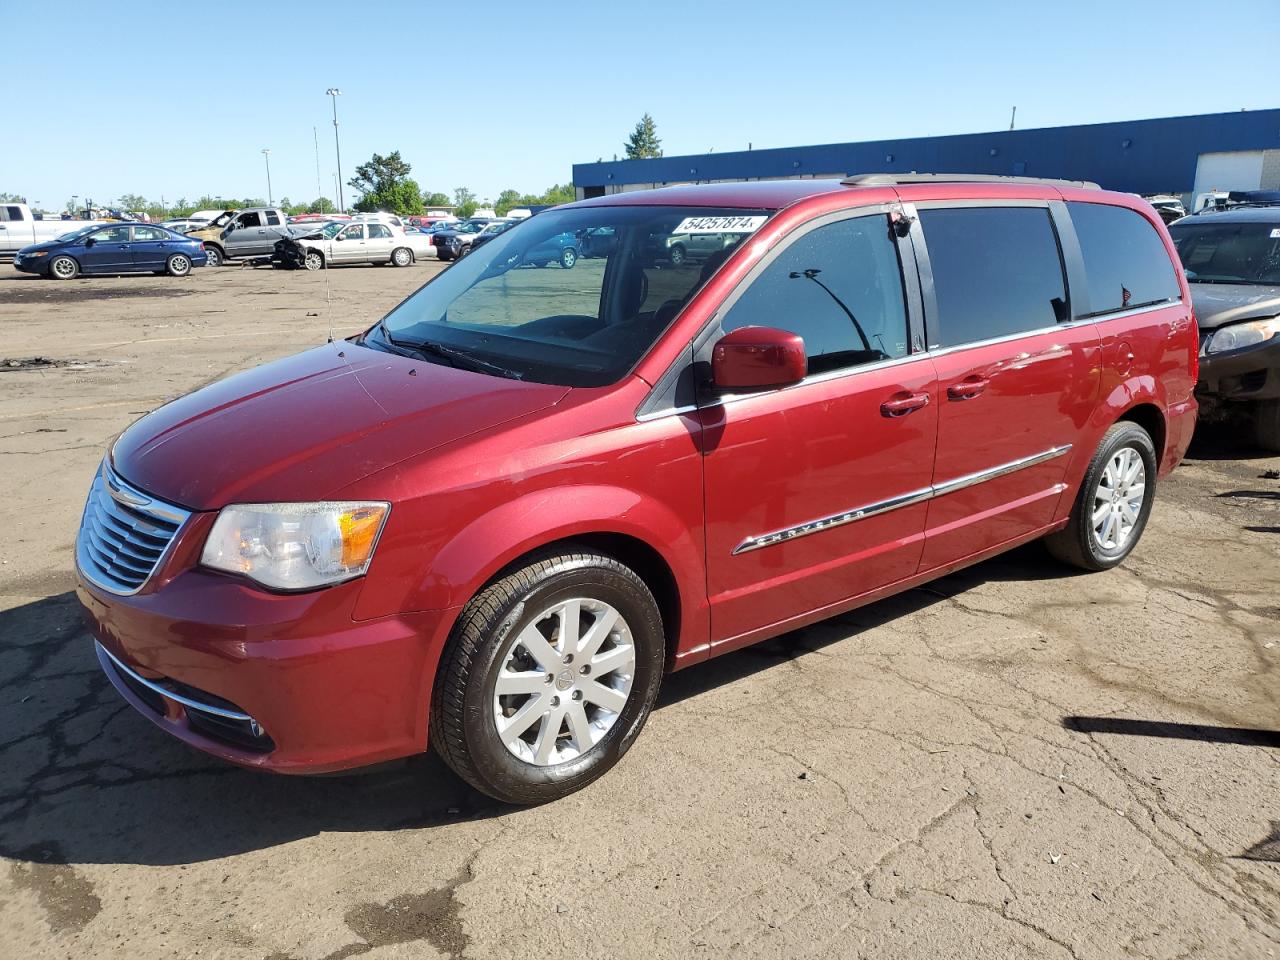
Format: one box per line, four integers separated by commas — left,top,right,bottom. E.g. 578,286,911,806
673,215,768,234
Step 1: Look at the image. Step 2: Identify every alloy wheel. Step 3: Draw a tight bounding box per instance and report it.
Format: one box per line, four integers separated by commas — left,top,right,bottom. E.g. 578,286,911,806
51,257,76,279
305,251,323,271
492,597,636,767
1092,446,1146,551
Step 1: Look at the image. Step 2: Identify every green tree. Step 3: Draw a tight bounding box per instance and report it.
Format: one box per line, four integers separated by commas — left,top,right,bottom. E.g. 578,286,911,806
494,188,523,216
308,196,336,214
453,186,478,219
422,191,450,208
0,192,26,202
624,113,662,159
348,150,424,215
117,193,149,213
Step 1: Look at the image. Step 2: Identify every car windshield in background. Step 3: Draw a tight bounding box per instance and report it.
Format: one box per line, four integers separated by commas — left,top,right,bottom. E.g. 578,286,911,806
372,205,772,386
1169,220,1280,285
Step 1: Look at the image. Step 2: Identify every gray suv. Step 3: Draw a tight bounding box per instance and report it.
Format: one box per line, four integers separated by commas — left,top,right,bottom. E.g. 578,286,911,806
1169,206,1280,450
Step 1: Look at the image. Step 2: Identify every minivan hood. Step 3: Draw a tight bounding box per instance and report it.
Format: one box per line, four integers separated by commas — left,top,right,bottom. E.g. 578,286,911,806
112,342,569,510
1189,283,1280,332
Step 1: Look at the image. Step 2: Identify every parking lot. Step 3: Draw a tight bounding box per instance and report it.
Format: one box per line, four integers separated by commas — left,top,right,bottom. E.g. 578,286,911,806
0,262,1277,959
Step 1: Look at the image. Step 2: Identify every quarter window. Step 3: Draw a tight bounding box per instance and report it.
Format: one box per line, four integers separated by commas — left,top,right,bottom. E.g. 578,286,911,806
919,206,1069,348
720,214,910,375
1069,202,1181,316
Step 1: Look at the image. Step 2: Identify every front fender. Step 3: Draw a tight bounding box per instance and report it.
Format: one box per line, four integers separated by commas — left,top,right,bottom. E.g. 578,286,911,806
353,485,710,664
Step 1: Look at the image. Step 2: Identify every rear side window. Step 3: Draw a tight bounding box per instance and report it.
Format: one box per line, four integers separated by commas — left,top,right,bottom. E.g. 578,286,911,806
368,223,393,239
920,207,1068,348
1069,202,1181,316
132,226,167,241
265,211,281,226
3,206,22,222
720,214,910,375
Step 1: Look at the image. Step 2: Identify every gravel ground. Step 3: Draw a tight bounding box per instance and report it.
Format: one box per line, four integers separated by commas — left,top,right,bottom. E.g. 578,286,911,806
0,261,1277,960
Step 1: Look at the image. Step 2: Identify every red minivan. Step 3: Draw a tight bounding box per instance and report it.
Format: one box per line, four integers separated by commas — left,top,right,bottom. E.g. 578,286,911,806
76,174,1198,803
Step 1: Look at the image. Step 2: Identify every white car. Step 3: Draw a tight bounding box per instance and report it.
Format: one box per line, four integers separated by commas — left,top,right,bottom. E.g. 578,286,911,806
282,217,434,269
0,203,107,258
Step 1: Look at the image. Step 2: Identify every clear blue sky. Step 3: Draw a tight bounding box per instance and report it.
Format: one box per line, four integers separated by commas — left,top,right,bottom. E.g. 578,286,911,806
7,0,1278,210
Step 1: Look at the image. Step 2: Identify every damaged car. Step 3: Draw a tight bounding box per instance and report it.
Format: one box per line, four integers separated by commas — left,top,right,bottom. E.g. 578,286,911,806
275,217,434,270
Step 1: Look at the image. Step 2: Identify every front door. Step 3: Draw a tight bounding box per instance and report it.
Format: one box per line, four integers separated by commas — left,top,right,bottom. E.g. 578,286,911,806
700,211,938,649
80,224,133,273
913,203,1102,570
331,223,366,262
225,211,266,258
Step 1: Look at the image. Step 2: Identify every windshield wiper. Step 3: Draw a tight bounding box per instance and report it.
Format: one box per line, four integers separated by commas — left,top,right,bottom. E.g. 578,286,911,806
376,322,523,379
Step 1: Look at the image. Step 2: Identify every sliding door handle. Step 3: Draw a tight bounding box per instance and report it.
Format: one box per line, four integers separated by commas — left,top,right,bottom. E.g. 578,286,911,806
947,377,990,401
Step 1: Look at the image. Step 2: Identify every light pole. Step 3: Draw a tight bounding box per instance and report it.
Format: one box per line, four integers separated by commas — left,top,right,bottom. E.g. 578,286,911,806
313,126,323,204
262,148,273,206
326,88,344,213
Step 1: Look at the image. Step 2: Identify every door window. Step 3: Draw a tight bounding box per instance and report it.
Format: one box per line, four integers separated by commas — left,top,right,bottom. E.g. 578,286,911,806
132,226,167,241
238,212,262,228
368,224,393,239
919,206,1069,348
265,211,281,226
90,226,131,243
340,224,365,240
1068,202,1181,316
2,206,22,222
719,214,910,375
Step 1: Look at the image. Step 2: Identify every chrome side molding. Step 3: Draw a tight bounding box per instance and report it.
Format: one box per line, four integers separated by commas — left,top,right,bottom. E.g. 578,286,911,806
732,444,1072,555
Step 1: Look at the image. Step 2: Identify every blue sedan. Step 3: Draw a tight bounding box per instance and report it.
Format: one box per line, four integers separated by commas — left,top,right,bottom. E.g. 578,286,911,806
14,223,208,279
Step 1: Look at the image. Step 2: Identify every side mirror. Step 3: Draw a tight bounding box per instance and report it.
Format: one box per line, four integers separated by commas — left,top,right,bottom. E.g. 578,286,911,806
84,237,96,247
335,234,345,241
711,326,807,390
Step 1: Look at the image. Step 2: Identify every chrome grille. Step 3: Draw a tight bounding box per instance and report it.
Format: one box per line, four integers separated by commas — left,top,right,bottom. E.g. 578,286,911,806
76,461,191,595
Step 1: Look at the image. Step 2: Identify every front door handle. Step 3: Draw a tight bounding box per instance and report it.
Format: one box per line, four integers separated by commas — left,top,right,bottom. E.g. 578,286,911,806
881,391,931,418
947,376,990,401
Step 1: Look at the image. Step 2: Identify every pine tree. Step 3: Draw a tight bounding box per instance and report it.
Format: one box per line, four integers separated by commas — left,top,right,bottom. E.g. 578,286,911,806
625,114,663,160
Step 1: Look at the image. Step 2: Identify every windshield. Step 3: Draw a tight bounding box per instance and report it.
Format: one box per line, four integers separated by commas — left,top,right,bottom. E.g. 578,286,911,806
1170,220,1280,284
321,222,345,238
55,226,97,242
372,205,772,386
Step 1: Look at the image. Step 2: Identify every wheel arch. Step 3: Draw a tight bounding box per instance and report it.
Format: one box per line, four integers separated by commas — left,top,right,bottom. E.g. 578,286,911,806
1116,402,1166,464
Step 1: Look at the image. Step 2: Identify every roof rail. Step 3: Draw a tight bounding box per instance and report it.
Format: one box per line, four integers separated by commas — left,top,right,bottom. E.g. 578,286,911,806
842,173,1101,190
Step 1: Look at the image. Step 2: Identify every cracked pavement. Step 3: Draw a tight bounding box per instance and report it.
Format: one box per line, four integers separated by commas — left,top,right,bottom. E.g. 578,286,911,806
1,263,1277,959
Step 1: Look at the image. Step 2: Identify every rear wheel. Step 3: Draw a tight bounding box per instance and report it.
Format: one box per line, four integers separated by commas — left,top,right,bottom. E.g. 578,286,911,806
1044,421,1157,571
49,255,78,280
431,548,665,804
1252,399,1280,452
165,254,191,277
391,246,413,267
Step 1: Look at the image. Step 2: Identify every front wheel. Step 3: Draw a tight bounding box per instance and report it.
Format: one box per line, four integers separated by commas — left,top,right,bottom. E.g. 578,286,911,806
1044,421,1157,571
49,255,78,280
203,246,224,267
303,250,324,271
668,243,687,266
391,246,413,267
165,254,191,277
1252,399,1280,452
560,247,578,269
431,549,665,804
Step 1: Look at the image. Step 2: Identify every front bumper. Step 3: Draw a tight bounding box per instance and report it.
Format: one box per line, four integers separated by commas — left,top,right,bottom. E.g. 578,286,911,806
77,568,451,774
1196,335,1280,402
13,254,48,275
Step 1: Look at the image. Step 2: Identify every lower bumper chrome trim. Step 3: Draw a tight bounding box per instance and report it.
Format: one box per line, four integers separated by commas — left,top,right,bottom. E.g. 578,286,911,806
96,641,253,722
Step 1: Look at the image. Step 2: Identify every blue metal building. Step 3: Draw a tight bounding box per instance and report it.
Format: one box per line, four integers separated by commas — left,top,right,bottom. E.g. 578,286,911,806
572,109,1280,199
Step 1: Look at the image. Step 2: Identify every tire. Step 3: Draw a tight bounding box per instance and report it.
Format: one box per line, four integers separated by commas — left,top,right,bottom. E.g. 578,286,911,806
165,254,191,277
303,250,324,271
204,245,224,267
1044,421,1157,571
48,255,78,280
431,548,665,805
560,247,578,269
668,243,687,266
1252,399,1280,452
391,246,413,267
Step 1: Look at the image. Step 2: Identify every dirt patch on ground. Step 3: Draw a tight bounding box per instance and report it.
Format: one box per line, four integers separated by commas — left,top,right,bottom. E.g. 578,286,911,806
0,277,198,303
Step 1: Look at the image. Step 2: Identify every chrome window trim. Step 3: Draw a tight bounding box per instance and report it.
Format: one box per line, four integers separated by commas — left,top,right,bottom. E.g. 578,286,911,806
96,641,253,722
76,460,191,597
732,443,1072,555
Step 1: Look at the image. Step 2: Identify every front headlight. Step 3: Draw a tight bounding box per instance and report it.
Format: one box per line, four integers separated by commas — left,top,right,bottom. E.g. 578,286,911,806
1205,316,1280,354
201,501,390,590
25,250,49,258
